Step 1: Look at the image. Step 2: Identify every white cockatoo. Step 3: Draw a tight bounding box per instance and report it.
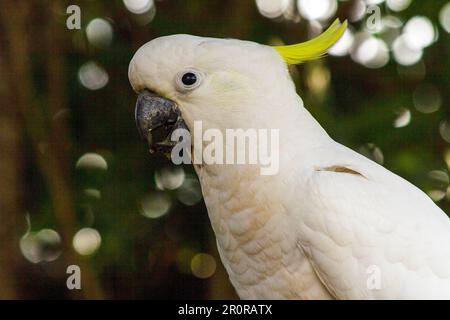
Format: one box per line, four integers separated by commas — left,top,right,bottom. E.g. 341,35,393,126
129,19,450,299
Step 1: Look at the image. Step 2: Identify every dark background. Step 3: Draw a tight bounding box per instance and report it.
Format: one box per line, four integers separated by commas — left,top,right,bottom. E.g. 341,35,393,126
0,0,448,299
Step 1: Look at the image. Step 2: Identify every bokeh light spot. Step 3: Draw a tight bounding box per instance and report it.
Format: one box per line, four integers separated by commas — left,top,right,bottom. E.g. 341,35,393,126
392,35,423,66
444,149,450,170
76,152,108,170
83,188,102,200
256,0,290,18
428,170,449,185
139,192,171,218
176,177,203,206
359,143,384,165
123,0,154,14
297,0,337,21
428,190,446,202
353,37,389,68
349,0,366,23
439,2,450,33
86,18,113,48
155,166,185,190
73,228,102,256
413,84,442,114
439,120,450,143
393,108,411,128
403,16,436,49
365,0,385,4
427,169,449,202
78,61,109,90
386,0,411,12
20,229,62,264
191,253,217,279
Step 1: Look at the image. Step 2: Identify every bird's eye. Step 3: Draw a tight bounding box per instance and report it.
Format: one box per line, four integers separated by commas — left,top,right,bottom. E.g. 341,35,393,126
182,72,197,86
176,69,203,91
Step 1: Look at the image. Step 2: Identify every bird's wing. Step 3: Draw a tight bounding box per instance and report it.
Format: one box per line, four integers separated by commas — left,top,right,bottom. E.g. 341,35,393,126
294,143,450,299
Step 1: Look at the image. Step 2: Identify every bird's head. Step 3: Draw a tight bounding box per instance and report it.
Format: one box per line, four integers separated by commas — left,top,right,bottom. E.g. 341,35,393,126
129,19,346,154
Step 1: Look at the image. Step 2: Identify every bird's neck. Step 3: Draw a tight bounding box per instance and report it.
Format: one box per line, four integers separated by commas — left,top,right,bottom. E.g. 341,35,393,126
191,88,334,298
193,93,333,224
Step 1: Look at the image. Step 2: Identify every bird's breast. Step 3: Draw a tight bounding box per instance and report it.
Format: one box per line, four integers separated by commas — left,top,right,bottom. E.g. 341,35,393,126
196,165,333,299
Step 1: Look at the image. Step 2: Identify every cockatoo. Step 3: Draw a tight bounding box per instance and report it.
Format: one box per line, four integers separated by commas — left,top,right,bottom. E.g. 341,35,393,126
129,19,450,299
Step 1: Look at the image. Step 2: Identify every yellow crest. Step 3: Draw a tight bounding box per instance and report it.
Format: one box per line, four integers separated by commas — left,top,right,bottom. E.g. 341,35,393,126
273,19,347,65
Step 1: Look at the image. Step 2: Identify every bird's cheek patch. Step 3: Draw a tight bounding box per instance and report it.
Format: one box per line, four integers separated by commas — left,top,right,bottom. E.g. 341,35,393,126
207,72,252,101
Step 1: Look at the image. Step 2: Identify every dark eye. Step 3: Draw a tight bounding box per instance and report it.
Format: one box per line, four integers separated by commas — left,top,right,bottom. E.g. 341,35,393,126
181,72,197,86
176,69,203,91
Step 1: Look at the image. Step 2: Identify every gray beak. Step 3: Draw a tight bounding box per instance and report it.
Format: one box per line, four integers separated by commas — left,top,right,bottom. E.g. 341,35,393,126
135,90,187,154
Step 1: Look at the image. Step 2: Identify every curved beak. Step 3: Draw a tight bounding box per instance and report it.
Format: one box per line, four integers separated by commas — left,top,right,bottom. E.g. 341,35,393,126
135,90,187,154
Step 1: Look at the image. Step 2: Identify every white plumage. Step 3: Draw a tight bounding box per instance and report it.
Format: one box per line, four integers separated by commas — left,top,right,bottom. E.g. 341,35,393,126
129,33,450,299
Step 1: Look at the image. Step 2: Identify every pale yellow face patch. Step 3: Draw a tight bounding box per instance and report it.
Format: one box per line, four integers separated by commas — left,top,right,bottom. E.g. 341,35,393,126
207,71,254,102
